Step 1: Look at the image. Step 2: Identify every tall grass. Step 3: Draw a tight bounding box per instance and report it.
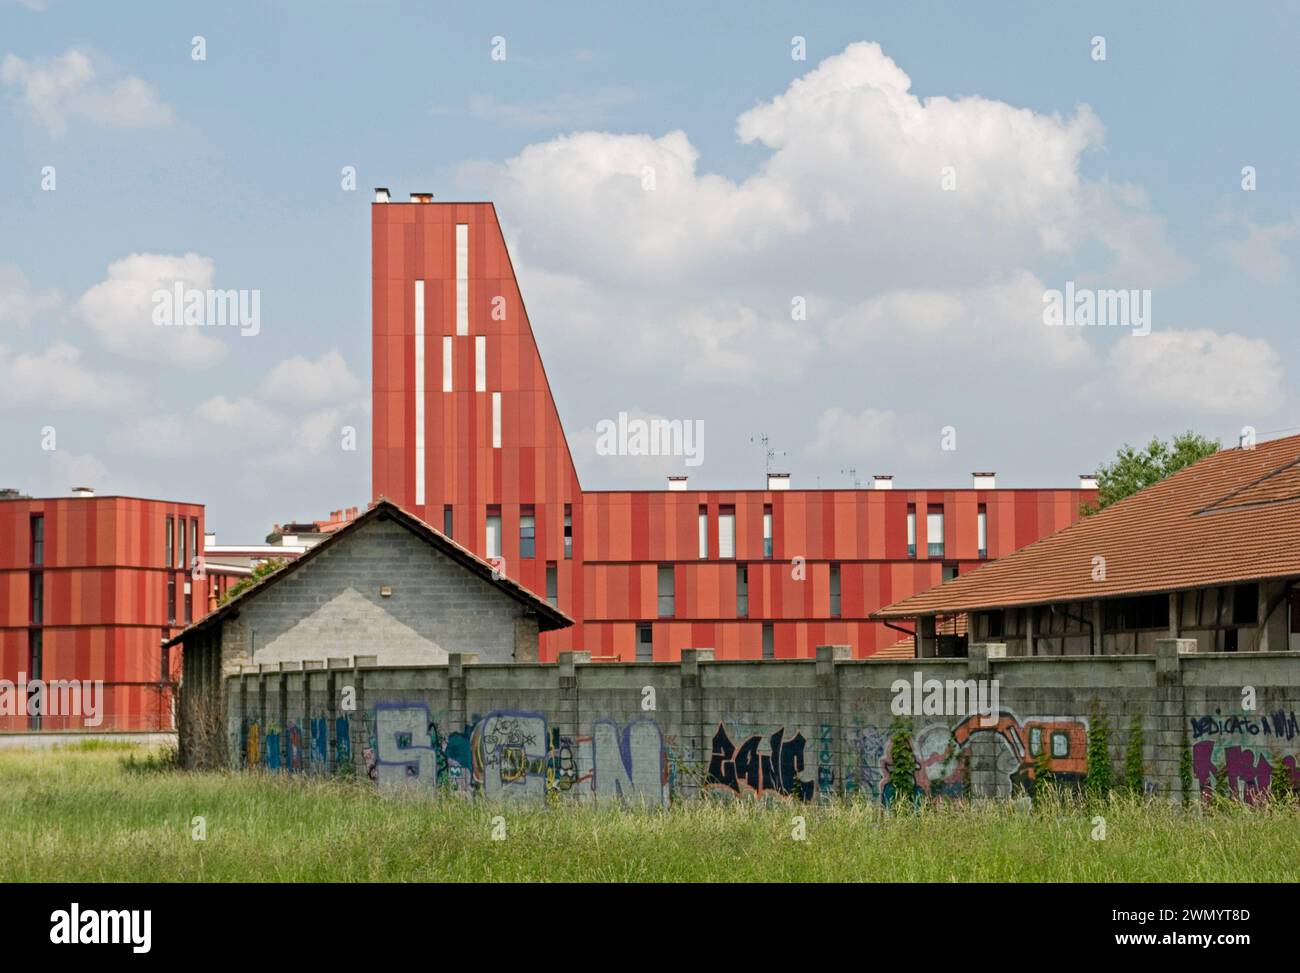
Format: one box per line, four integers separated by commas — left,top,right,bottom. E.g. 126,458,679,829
0,746,1295,882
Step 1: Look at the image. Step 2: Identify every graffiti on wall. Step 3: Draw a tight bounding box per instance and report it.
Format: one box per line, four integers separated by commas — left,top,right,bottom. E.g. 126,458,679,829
705,723,814,801
361,705,669,806
846,710,1088,802
1190,708,1300,801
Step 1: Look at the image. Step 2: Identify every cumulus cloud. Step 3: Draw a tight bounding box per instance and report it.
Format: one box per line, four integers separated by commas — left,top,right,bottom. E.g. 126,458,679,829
0,264,60,327
1220,211,1300,283
1,47,172,136
261,349,363,406
0,341,135,407
1108,329,1282,414
77,252,228,366
807,406,929,461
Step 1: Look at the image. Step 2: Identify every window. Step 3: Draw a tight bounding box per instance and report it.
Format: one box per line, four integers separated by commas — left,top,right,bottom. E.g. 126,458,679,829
27,630,41,730
1232,584,1259,626
519,507,536,559
546,563,558,609
167,577,176,626
475,335,486,391
718,506,736,559
762,623,774,660
165,516,174,568
763,504,773,558
563,505,573,559
29,515,43,566
485,507,502,560
492,391,502,448
927,506,945,558
942,564,959,583
977,504,988,559
415,280,426,504
184,581,192,624
829,563,841,618
1103,595,1169,631
180,519,188,573
442,336,453,392
986,610,1004,639
906,505,916,558
658,565,674,618
455,223,469,336
636,624,653,662
29,573,43,624
698,506,708,559
736,564,748,618
443,505,454,539
191,519,199,571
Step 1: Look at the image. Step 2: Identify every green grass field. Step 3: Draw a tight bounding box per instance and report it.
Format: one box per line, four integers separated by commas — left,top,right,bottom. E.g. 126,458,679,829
1,743,1296,882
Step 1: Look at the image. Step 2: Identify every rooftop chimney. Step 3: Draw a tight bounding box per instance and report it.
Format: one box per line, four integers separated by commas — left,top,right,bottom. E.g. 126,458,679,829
410,192,433,203
71,486,95,498
873,475,893,490
667,475,688,492
1079,473,1099,490
767,472,791,491
972,472,996,490
373,187,390,203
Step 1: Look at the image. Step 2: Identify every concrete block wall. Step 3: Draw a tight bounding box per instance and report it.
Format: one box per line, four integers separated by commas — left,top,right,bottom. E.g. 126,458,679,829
217,518,536,671
216,642,1300,805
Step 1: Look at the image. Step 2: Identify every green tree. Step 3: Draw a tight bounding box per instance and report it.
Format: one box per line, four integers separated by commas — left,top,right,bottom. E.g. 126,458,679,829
885,721,920,809
1270,750,1292,804
1033,741,1054,804
1124,715,1145,796
218,558,287,606
1084,700,1114,801
1083,432,1220,514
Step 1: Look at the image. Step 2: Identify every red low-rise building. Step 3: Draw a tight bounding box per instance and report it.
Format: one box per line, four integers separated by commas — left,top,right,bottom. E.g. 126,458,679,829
369,194,1096,661
0,489,205,730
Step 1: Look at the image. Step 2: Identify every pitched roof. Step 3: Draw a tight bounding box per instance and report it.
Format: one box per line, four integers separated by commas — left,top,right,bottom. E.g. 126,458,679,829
166,499,572,646
873,433,1300,619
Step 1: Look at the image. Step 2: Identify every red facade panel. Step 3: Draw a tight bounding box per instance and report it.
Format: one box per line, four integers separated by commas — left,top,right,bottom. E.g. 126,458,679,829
371,200,1095,661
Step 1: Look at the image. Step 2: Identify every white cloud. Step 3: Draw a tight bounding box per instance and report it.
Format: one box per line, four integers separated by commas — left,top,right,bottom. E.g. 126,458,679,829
261,349,362,406
1221,212,1300,283
77,252,227,367
826,271,1094,369
1,47,172,136
807,406,927,460
1108,329,1283,414
434,87,642,129
0,264,60,327
0,340,135,407
45,451,109,494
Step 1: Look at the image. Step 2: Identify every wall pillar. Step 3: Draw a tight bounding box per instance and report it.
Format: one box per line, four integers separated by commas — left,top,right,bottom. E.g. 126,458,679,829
326,657,349,773
556,651,590,755
679,649,714,800
815,645,851,802
966,643,1006,798
1154,638,1194,800
447,653,477,734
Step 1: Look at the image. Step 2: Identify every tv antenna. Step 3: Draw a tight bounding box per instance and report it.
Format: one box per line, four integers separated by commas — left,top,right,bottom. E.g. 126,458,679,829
750,433,786,474
841,467,861,488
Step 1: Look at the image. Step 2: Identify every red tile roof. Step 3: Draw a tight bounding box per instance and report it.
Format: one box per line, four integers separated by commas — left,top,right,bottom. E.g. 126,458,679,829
873,434,1300,619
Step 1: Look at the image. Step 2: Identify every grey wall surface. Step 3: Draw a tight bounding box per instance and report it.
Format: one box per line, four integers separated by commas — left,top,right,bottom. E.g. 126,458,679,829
217,518,540,670
213,643,1300,806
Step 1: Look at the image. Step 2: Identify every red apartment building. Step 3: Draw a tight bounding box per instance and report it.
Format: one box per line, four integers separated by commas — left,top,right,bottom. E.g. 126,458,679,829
0,489,205,730
370,194,1097,661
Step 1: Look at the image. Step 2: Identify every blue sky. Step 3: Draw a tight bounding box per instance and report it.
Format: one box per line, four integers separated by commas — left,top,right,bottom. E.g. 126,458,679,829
1,0,1297,541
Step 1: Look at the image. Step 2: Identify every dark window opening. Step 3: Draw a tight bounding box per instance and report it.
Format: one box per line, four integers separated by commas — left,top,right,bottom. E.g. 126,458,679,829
546,562,558,609
1103,594,1169,632
736,564,748,618
657,565,674,618
986,610,1005,639
829,563,841,618
762,623,775,660
29,573,43,625
636,623,653,662
443,505,454,539
519,505,535,559
30,515,44,566
1231,584,1259,626
563,505,573,560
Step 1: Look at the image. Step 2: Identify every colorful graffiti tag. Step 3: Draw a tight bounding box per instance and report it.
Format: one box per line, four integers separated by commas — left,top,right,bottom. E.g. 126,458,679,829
705,723,814,801
1189,709,1300,801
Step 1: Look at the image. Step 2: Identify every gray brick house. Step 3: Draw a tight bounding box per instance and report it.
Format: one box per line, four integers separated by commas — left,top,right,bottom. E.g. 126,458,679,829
169,499,571,766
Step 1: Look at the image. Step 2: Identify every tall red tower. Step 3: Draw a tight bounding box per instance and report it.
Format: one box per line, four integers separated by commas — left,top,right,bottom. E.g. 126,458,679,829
371,193,1094,661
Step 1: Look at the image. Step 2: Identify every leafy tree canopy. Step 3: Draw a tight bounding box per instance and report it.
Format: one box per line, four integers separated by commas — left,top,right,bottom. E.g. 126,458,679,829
1084,431,1219,514
218,558,287,606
